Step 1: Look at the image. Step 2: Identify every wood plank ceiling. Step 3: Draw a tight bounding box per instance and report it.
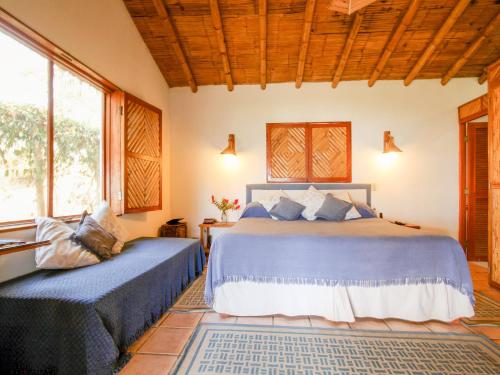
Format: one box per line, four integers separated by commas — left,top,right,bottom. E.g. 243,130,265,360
123,0,500,92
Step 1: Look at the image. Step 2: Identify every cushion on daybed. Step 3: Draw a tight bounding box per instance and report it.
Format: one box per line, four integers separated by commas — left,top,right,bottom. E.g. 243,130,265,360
72,211,116,259
35,216,100,269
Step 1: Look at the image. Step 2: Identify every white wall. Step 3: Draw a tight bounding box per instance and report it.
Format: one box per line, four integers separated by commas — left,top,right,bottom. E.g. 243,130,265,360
168,80,487,237
0,0,171,282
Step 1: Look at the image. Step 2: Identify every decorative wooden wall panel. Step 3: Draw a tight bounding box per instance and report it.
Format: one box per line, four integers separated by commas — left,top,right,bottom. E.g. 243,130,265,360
267,124,307,182
267,122,351,183
489,60,500,289
124,93,162,213
310,123,351,182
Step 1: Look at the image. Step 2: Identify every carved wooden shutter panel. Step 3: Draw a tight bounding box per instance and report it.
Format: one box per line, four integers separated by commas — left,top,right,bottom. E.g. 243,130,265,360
267,122,351,183
124,93,162,213
267,124,308,182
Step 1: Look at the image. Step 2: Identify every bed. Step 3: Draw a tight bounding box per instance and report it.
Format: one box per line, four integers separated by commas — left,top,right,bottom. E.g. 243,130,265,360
205,183,474,322
0,237,205,375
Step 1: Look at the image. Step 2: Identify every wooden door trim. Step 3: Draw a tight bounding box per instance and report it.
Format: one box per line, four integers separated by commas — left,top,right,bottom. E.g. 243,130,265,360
488,60,500,290
458,95,489,249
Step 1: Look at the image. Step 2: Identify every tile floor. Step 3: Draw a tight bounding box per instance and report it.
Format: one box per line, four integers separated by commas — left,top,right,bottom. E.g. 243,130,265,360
119,262,500,375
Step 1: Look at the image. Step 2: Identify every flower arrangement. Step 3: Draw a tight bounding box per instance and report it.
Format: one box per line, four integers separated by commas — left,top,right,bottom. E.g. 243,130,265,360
211,195,240,222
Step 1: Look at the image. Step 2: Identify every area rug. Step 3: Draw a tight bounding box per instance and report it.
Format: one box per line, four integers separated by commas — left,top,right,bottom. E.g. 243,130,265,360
462,291,500,326
174,323,499,374
172,273,210,311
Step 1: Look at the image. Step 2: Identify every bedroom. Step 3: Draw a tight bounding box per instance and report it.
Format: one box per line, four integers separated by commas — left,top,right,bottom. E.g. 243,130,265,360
0,0,499,374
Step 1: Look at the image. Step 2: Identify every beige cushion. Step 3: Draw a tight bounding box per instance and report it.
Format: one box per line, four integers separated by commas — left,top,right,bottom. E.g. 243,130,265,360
91,201,128,254
35,217,100,269
295,186,326,221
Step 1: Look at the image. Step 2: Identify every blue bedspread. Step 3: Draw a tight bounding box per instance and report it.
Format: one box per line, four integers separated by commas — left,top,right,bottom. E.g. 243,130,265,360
0,237,205,375
205,218,473,306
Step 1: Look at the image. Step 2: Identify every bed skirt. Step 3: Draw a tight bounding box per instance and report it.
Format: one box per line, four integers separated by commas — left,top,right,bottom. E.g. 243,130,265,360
212,281,474,322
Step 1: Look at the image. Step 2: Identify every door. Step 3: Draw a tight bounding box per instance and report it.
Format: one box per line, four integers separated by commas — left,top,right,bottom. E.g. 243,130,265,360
466,122,488,261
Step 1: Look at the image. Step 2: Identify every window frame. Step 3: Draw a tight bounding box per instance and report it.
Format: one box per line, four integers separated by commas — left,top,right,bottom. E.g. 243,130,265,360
0,7,120,229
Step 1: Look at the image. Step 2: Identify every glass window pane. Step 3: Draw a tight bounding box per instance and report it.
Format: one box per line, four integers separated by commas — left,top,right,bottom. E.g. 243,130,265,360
0,30,48,222
53,65,103,217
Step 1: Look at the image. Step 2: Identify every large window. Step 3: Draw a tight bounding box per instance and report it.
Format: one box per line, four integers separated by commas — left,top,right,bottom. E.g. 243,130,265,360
0,28,104,224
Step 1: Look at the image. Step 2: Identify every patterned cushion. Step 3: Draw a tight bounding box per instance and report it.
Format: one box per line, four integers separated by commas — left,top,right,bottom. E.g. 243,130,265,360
72,211,116,260
35,217,100,269
269,197,305,221
92,201,128,254
295,186,326,221
315,193,353,221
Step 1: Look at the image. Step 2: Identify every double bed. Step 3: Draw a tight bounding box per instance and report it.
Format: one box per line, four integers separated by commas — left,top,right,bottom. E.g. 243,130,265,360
205,184,474,322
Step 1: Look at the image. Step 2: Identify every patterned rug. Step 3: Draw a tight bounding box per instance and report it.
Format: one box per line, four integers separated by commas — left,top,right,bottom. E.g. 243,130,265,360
462,291,500,326
172,273,210,311
174,324,500,374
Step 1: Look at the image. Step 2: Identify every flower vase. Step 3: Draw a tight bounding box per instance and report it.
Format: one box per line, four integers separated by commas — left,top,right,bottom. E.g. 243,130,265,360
220,211,228,223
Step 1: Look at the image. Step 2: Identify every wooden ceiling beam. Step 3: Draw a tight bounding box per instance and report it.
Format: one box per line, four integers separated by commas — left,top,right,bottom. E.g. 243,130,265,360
295,0,317,88
404,0,471,86
259,0,267,90
368,0,422,87
209,0,234,91
332,11,364,89
152,0,197,93
478,68,488,85
441,12,499,85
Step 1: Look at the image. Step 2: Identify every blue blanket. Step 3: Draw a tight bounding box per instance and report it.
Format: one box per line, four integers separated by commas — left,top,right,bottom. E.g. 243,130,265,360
0,237,205,375
205,218,473,305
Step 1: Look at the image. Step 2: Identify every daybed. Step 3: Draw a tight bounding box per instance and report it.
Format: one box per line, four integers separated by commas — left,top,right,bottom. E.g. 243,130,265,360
0,237,205,375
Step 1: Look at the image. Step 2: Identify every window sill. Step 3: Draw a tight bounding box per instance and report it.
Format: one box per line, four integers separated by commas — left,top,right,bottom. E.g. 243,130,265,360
0,216,81,234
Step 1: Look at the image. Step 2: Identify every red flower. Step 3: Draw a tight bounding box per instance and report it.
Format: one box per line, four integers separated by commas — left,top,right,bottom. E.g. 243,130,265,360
235,205,241,210
211,195,215,203
234,199,239,205
222,198,228,204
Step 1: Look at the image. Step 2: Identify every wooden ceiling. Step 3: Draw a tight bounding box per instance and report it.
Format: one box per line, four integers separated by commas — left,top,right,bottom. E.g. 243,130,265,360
123,0,500,92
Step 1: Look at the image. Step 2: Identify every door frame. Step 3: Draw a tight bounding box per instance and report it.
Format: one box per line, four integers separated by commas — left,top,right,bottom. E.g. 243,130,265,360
458,95,488,250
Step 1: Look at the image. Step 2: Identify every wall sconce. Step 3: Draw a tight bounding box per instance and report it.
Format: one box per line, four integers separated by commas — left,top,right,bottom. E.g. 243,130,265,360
221,134,236,155
383,131,402,153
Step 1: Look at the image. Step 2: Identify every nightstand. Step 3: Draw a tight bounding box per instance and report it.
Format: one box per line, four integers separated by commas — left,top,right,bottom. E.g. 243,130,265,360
199,222,235,257
159,222,187,238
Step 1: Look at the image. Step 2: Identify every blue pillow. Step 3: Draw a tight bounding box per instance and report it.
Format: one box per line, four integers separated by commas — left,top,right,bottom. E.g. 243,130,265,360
240,202,271,219
269,197,305,221
352,201,377,218
315,193,353,221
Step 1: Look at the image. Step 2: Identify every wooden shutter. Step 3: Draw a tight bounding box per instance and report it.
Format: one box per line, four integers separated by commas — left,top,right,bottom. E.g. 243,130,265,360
267,124,308,182
488,60,500,288
123,93,162,213
466,123,488,261
267,122,351,183
310,123,351,182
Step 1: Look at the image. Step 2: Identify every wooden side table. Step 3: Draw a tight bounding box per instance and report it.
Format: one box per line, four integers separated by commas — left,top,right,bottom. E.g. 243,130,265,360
199,222,235,257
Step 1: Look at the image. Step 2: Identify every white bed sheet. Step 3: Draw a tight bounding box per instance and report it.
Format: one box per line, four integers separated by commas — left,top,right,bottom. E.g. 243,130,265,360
213,281,474,322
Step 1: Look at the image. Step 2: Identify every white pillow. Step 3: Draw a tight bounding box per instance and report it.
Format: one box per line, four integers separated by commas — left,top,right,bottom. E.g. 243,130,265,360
295,186,325,221
256,190,289,212
35,217,100,269
333,192,362,220
92,201,128,254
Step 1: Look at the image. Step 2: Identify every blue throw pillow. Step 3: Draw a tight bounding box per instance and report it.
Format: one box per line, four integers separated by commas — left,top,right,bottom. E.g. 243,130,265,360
240,202,272,219
269,197,305,221
352,201,377,218
315,193,353,221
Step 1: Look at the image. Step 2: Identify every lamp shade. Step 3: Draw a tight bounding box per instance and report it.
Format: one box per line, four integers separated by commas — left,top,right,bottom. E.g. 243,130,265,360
383,131,402,153
221,134,236,155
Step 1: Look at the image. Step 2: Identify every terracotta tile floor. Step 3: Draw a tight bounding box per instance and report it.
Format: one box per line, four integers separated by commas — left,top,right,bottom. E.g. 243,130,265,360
120,262,500,374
